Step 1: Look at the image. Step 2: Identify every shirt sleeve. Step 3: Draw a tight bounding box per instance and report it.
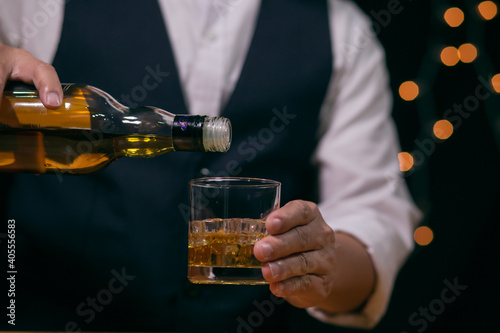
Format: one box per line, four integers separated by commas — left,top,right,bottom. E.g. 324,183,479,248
306,0,422,328
0,0,64,64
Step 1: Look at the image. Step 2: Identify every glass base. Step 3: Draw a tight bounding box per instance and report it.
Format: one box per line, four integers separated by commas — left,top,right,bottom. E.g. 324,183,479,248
188,266,269,285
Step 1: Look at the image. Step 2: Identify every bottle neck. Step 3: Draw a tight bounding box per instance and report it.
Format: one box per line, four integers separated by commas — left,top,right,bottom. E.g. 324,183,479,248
172,115,205,151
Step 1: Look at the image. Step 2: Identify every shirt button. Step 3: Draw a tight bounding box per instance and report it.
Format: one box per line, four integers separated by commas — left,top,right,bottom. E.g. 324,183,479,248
200,168,211,176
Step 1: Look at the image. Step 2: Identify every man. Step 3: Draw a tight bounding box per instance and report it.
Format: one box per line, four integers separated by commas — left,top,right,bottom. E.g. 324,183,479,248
0,0,420,331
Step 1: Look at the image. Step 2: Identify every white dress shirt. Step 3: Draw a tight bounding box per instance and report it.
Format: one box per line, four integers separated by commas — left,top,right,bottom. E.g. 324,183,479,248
0,0,421,328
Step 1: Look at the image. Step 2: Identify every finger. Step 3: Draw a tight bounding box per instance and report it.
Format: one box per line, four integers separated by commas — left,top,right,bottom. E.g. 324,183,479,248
254,218,334,262
255,223,319,262
261,248,335,283
4,46,62,109
32,63,63,109
264,200,317,235
269,274,333,307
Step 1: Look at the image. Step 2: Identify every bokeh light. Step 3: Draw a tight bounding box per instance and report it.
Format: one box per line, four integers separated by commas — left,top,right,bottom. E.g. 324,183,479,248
458,43,478,63
414,226,434,246
492,74,500,93
444,7,465,27
478,1,498,20
441,46,460,66
398,152,414,172
433,120,454,140
399,81,420,101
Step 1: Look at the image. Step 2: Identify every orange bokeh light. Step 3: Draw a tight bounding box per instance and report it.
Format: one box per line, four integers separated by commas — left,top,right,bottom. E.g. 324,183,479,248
444,7,465,27
433,120,454,140
492,74,500,93
478,1,498,20
399,81,420,101
414,226,434,246
398,152,414,172
441,46,460,66
458,43,478,63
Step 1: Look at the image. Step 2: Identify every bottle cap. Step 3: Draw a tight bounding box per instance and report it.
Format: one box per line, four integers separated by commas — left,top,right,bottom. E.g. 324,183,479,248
203,117,231,152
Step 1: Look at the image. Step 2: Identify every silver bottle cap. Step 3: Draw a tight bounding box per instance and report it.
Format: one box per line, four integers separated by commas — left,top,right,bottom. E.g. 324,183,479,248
203,117,232,152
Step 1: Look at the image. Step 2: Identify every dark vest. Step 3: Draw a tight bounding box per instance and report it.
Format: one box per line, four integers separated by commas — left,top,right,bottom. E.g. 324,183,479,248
4,1,332,331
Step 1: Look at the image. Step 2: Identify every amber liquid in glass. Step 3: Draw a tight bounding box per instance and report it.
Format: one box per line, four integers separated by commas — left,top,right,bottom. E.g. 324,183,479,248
188,218,268,285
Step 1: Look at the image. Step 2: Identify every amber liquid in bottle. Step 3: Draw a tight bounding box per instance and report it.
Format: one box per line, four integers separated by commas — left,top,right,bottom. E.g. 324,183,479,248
0,84,230,175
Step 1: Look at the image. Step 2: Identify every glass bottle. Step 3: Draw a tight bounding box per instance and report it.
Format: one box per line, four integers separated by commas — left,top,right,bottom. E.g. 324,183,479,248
0,83,231,175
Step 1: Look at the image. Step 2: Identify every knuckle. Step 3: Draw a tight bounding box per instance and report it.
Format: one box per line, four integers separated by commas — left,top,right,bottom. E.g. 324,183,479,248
301,275,313,292
321,276,334,297
317,242,335,265
323,226,336,247
315,225,335,250
325,245,336,262
294,200,312,219
34,61,55,74
288,277,301,293
293,226,310,249
297,253,313,273
323,224,334,238
283,275,314,296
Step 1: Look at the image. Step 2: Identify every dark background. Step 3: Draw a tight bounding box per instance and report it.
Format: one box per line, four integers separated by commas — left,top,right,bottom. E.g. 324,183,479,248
289,0,500,332
1,0,499,332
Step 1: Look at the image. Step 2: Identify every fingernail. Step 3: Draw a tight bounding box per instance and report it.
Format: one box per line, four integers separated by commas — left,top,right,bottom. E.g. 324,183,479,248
268,218,282,230
47,92,61,106
273,282,284,296
259,243,273,260
268,262,280,279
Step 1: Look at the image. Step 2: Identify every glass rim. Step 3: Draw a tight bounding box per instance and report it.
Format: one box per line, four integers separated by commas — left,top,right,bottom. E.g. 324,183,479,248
190,177,281,189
